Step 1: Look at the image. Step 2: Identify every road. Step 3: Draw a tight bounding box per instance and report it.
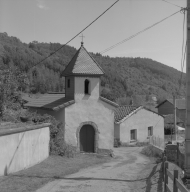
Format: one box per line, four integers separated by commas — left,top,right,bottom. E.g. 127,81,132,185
36,147,163,192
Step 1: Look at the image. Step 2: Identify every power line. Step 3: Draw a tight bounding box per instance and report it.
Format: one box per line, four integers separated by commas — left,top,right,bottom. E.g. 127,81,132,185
28,0,119,70
180,11,186,73
162,0,182,8
178,41,187,94
60,8,185,69
178,10,186,95
100,8,184,54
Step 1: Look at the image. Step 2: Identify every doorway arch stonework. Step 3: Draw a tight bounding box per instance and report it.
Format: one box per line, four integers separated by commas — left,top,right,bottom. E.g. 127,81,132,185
76,121,99,153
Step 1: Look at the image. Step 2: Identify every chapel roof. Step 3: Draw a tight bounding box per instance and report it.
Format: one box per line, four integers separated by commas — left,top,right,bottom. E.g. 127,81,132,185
25,93,74,110
62,43,104,76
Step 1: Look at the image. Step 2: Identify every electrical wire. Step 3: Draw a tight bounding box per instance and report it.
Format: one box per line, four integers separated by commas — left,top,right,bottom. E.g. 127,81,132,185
178,41,187,94
178,9,186,95
28,0,119,70
181,11,186,73
100,8,183,54
162,0,182,9
58,8,184,69
62,7,184,71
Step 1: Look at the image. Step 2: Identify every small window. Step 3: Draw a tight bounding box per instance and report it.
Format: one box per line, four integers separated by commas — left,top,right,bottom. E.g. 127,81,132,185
130,129,137,141
67,79,70,88
148,126,153,136
32,70,37,78
84,79,90,94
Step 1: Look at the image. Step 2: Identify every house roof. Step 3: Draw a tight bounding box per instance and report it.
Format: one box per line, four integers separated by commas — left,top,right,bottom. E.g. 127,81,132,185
164,114,183,125
114,105,142,123
115,106,163,124
62,43,104,76
25,93,74,110
156,99,186,109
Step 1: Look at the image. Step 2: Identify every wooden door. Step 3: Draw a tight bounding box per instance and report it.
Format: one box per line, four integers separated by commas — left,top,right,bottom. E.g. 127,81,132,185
80,125,95,153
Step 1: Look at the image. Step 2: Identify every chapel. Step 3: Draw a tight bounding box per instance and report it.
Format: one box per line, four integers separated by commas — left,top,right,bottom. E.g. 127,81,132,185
26,42,118,153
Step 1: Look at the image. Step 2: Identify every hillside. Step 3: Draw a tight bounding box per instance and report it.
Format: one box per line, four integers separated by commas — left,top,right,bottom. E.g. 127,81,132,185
0,32,186,105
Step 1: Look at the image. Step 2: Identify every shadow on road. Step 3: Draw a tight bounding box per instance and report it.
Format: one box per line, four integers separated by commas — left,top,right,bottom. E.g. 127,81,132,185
144,163,163,192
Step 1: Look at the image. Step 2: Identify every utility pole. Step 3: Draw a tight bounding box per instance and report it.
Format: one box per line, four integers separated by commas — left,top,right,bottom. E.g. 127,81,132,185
185,0,190,183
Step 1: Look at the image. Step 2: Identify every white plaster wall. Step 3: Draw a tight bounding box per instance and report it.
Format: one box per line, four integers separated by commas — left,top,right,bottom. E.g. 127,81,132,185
0,126,49,176
118,109,164,143
74,77,100,101
65,98,115,150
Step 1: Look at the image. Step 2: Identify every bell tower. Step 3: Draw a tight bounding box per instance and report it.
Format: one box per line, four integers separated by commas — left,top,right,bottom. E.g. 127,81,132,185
62,42,104,101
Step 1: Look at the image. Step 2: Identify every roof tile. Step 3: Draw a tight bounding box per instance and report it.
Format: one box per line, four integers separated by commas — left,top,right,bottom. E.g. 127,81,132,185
62,44,104,76
25,94,65,108
114,105,140,123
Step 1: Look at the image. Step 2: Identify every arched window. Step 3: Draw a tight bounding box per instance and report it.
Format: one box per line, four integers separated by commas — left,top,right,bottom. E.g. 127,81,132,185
67,79,70,88
84,79,90,94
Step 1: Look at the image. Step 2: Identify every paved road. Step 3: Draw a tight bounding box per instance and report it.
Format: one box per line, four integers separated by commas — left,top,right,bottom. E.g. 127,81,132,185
36,147,163,192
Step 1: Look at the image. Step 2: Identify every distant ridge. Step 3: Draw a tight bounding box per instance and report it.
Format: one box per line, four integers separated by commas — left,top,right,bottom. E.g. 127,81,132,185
0,32,186,103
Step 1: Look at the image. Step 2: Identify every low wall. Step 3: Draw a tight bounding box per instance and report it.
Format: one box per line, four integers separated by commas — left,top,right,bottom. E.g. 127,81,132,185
0,123,50,176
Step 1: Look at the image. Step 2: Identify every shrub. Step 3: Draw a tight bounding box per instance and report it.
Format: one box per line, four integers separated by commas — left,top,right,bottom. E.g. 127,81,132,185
19,111,77,158
141,145,162,158
136,141,149,147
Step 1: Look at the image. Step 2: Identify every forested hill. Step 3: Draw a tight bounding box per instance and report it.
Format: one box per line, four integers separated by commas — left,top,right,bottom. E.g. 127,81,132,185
0,32,186,104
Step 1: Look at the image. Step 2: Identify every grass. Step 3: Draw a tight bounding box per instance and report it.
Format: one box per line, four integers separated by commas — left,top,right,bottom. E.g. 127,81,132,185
0,153,111,192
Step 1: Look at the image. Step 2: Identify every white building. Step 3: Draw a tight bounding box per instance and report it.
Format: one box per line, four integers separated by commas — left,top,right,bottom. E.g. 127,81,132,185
26,43,118,153
114,106,164,144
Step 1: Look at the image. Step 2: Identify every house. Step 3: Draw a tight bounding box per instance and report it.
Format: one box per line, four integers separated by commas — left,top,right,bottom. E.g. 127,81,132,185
164,114,184,134
25,42,118,153
114,106,164,143
156,99,186,124
164,114,184,128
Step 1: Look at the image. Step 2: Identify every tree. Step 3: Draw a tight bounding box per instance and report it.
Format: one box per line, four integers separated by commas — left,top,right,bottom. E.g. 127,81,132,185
0,66,29,118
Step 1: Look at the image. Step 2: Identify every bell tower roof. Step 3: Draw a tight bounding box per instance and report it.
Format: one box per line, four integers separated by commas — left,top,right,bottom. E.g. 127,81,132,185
62,43,104,76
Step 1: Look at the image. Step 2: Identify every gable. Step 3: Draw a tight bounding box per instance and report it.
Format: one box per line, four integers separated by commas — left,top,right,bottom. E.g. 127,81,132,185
115,106,142,123
156,99,186,110
115,106,163,124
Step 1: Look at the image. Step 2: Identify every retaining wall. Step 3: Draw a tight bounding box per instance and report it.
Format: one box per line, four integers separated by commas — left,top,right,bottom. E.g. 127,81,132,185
0,123,50,176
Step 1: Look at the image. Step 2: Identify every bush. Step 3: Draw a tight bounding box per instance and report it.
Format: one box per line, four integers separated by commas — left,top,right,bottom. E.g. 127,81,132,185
141,145,162,158
19,111,77,158
136,141,149,147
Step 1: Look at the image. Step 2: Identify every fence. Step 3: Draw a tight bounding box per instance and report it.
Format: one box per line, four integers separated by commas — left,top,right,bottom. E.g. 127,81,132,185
149,135,165,150
165,134,185,143
162,158,189,192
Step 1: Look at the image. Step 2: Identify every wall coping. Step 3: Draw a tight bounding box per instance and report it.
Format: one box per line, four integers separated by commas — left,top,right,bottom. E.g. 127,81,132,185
0,123,51,136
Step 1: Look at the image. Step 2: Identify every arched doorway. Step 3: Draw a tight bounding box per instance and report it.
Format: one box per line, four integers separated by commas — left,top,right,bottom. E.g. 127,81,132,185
80,125,95,153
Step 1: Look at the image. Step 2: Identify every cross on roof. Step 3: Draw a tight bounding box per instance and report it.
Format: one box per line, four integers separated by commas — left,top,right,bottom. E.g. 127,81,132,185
79,33,85,45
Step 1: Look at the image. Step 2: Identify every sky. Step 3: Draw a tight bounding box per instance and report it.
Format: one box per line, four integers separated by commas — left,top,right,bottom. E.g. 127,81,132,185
0,0,187,71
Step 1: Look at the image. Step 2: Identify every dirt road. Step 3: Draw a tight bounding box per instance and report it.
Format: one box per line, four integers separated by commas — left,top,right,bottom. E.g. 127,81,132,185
36,147,163,192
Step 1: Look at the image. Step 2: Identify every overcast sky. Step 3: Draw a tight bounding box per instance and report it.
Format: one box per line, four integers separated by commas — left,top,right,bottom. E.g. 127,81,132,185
0,0,187,71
